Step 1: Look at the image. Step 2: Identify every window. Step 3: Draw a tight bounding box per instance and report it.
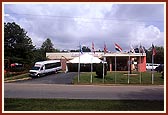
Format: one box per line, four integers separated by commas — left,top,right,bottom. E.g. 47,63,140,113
45,62,61,69
40,65,44,70
32,66,40,70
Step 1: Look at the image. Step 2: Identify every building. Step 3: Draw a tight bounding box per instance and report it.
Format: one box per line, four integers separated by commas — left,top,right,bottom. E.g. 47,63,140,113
46,52,146,72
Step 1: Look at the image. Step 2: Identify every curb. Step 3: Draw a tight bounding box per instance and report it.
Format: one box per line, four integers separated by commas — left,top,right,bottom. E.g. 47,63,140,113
4,77,32,83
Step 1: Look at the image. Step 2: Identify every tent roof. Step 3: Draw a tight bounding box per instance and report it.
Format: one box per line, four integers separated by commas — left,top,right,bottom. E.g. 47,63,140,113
67,53,103,64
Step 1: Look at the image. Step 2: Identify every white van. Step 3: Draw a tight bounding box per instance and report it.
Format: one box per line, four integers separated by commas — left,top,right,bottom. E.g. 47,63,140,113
146,63,159,70
29,60,61,77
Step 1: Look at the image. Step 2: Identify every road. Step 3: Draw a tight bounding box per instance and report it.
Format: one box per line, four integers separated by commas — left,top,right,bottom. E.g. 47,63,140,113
4,83,164,100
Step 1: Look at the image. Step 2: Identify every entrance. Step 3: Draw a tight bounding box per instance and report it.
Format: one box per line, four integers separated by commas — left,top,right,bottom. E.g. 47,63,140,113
107,57,128,71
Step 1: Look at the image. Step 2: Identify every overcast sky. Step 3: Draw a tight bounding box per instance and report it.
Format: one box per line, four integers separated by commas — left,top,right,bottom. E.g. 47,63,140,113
4,3,165,52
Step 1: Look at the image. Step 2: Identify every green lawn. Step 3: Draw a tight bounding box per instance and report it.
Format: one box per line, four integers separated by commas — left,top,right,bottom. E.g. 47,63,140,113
73,71,164,85
4,98,164,111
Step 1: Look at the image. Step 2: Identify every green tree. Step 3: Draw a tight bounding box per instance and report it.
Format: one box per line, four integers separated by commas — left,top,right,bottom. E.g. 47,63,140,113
146,46,164,64
32,48,47,62
41,38,55,52
4,22,34,65
82,46,91,52
154,46,164,64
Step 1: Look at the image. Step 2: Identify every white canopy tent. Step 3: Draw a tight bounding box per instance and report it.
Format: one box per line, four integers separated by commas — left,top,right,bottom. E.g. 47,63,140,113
67,53,104,64
67,53,106,83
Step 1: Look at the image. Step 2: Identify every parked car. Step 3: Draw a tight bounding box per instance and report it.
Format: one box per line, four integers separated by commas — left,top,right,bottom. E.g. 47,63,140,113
155,64,164,72
146,63,159,70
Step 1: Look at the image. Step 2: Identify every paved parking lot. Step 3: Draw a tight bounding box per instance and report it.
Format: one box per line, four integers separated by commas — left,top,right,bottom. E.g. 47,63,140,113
15,72,77,84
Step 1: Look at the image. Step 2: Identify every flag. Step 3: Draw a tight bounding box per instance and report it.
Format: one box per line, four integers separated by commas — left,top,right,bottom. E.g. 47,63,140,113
104,43,107,54
139,44,144,55
152,44,156,56
115,43,122,52
130,44,135,53
92,42,95,54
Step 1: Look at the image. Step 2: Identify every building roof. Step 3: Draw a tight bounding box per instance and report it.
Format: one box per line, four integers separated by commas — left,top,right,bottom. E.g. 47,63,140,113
103,52,146,57
67,53,103,64
46,52,146,60
46,52,104,60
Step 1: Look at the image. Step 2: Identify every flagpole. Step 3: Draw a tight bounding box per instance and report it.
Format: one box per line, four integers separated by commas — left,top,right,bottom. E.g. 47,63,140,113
103,42,106,83
128,53,130,84
91,42,94,83
103,57,105,83
151,44,156,84
78,42,80,83
114,43,123,84
115,54,116,84
91,54,93,83
91,62,93,83
140,53,142,84
152,53,154,84
139,43,142,84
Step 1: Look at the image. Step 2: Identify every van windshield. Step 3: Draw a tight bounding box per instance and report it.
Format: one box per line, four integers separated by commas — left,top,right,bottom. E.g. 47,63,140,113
31,66,40,70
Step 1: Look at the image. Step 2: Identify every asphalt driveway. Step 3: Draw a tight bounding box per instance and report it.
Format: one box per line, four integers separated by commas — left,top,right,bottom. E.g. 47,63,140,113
15,72,77,84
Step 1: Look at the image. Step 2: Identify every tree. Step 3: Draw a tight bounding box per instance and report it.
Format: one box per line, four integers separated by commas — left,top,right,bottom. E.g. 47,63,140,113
41,38,55,52
69,46,91,52
32,48,47,62
82,46,91,52
155,46,164,64
146,46,164,64
4,22,34,65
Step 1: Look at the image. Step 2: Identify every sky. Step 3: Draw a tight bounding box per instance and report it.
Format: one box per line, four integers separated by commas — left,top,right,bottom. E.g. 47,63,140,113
4,3,165,52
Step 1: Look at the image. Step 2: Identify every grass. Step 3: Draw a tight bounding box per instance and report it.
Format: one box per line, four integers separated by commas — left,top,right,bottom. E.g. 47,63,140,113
4,73,30,81
73,71,164,85
4,71,28,78
4,98,164,111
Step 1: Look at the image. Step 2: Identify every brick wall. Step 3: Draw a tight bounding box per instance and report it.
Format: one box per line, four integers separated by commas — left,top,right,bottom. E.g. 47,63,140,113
60,59,67,71
138,56,146,72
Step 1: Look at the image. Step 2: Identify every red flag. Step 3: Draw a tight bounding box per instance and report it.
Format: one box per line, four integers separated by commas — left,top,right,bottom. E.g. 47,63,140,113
115,43,122,52
152,44,156,56
104,43,107,54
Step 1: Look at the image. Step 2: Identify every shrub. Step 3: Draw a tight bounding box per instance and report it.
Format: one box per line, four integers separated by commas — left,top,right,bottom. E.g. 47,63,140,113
95,63,107,78
10,67,26,72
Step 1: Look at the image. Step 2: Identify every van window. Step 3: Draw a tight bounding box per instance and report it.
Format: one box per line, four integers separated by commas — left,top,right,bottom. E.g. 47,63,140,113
45,62,61,69
31,66,40,70
40,65,44,70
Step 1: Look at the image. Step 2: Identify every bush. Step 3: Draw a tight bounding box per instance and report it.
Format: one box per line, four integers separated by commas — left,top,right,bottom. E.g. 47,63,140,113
95,63,107,78
4,72,12,78
4,71,28,78
10,67,26,72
